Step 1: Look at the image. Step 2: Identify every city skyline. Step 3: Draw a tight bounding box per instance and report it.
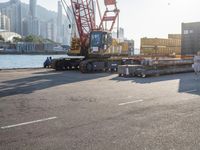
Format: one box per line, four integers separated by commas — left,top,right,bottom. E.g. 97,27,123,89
14,0,200,48
0,0,22,34
1,0,200,47
0,0,70,45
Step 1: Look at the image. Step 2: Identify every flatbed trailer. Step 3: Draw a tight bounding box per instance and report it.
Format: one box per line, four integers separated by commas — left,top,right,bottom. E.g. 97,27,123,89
51,55,144,72
51,56,125,72
118,58,194,78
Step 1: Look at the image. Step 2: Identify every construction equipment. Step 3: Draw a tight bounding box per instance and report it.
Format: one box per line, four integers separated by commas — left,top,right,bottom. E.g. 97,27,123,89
52,0,125,72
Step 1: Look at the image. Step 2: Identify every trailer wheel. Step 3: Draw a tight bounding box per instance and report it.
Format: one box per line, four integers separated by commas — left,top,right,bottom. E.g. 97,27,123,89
86,63,93,72
55,61,63,71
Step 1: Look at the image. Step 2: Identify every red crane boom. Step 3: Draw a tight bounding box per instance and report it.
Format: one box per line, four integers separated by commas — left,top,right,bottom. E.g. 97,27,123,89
71,0,96,46
70,0,119,48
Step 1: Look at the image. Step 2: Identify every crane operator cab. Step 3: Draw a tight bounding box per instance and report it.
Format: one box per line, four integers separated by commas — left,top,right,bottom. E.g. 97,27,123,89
89,30,112,54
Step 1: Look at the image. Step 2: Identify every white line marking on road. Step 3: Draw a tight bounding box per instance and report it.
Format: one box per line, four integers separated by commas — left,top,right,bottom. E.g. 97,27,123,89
118,100,143,106
182,89,197,93
1,117,57,129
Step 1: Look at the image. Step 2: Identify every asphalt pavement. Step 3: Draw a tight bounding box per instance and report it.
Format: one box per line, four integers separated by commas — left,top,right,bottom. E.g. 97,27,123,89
0,69,200,150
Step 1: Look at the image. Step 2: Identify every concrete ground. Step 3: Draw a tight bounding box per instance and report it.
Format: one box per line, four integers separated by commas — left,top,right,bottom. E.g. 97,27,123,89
0,69,200,150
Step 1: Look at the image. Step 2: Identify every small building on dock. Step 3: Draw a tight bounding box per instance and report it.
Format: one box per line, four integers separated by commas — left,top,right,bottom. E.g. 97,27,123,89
16,42,64,54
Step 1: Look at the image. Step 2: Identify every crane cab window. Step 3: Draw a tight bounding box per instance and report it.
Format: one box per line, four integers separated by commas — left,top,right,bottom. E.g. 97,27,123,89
90,31,112,50
91,32,102,47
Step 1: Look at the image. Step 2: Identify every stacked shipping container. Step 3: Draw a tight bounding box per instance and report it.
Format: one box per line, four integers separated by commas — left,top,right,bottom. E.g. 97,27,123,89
140,34,181,56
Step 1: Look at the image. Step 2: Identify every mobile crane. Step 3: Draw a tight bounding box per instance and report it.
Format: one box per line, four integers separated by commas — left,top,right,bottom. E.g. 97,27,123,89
52,0,122,73
52,0,194,77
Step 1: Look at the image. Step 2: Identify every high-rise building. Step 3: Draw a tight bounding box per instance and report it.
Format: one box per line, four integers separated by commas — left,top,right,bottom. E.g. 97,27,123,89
112,27,125,42
57,1,63,43
0,0,22,34
0,12,10,31
29,17,40,36
22,17,40,37
22,18,28,36
10,0,22,34
29,0,37,18
22,0,40,36
46,19,56,41
39,21,47,38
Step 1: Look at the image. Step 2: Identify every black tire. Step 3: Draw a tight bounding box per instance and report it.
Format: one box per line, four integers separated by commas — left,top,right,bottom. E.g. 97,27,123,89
86,63,93,72
55,61,63,71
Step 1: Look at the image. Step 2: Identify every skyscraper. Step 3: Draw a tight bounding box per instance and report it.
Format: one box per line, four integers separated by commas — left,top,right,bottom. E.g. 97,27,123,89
22,0,40,36
28,17,40,36
22,18,28,36
29,0,37,18
0,0,22,34
0,12,10,31
46,19,56,41
10,0,22,34
39,21,47,38
57,1,63,43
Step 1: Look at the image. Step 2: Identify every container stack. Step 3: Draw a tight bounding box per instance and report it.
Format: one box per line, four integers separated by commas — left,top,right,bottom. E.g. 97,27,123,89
140,34,181,56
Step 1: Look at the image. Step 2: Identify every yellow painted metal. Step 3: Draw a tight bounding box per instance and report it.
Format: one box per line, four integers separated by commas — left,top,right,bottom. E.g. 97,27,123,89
68,37,133,56
69,37,81,55
168,34,181,39
105,39,132,55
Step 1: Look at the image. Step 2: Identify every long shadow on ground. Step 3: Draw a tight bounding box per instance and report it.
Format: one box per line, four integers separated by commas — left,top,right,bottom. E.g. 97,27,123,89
0,70,111,98
111,72,200,96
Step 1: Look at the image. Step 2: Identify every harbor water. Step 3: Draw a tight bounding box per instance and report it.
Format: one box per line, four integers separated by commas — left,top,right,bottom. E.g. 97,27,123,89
0,50,140,69
0,54,69,69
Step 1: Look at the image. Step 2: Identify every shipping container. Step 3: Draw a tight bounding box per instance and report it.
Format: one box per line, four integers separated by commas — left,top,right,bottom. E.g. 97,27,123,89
141,36,181,55
168,34,181,39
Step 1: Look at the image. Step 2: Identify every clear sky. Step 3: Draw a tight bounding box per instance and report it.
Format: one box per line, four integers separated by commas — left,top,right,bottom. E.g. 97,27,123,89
2,0,200,48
